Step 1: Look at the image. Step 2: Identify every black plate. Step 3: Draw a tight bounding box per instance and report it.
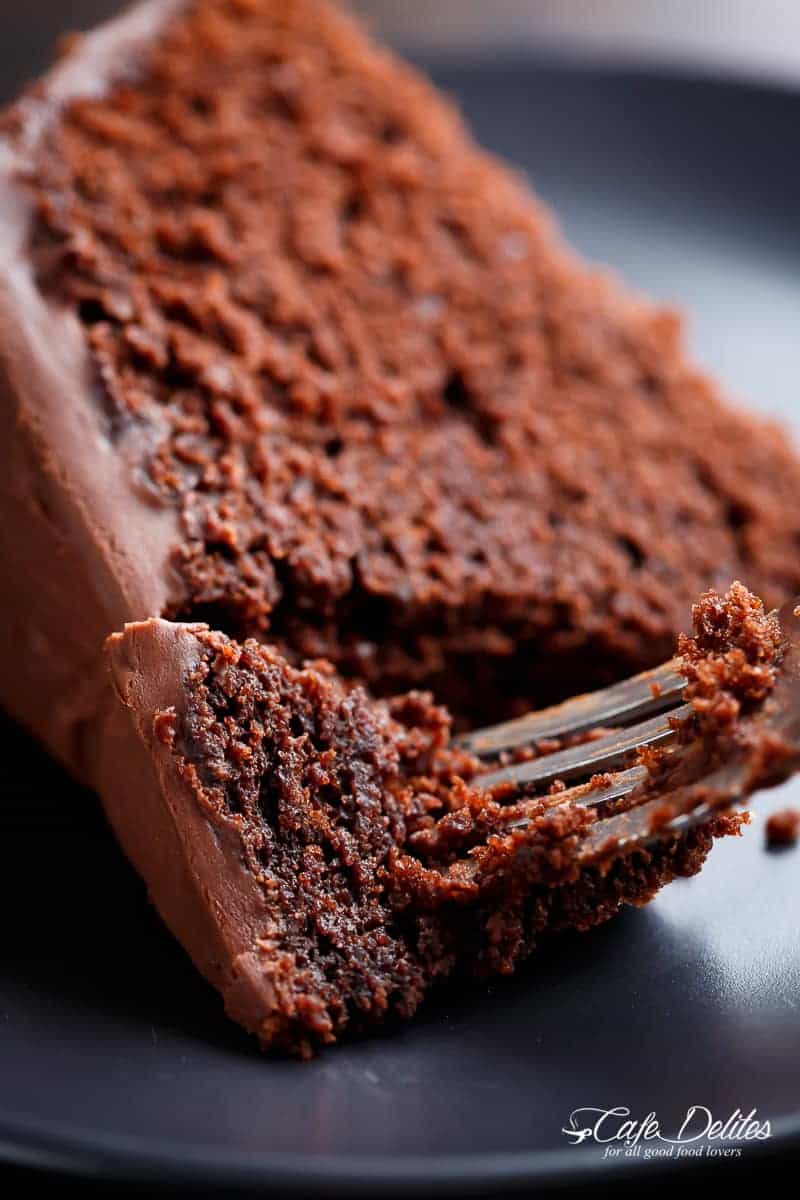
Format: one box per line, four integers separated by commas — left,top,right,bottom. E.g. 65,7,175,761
2,28,800,1195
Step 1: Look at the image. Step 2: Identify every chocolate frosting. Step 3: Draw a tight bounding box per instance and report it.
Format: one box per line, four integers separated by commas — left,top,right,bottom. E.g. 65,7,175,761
0,0,189,777
0,0,281,1046
102,619,279,1039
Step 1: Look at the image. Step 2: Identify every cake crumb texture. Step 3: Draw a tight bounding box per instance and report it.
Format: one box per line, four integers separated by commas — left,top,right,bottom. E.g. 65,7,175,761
678,580,784,736
18,0,800,724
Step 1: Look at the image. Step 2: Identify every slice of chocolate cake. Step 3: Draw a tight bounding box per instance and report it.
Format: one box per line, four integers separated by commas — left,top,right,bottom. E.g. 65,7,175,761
0,0,797,1053
103,618,741,1056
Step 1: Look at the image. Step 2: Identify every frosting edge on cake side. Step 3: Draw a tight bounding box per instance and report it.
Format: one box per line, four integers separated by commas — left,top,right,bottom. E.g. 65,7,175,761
0,0,192,777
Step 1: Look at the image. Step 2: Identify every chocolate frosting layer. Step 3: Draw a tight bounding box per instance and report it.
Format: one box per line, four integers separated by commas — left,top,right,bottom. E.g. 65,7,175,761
102,618,278,1038
0,0,189,777
0,0,287,1048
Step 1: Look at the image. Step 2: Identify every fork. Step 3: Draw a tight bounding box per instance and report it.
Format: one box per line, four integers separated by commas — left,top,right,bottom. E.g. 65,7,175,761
455,595,800,872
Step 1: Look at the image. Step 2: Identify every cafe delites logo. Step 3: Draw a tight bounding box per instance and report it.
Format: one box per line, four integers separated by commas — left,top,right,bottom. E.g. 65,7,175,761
562,1106,772,1161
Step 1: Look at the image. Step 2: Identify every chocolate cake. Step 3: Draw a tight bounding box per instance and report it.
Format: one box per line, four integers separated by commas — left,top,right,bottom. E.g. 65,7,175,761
0,0,798,1053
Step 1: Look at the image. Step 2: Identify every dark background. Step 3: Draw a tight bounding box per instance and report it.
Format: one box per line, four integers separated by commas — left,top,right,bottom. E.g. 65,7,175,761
1,2,127,101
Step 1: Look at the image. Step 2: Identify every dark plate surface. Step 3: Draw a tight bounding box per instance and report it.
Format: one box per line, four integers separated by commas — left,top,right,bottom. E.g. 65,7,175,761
1,15,800,1194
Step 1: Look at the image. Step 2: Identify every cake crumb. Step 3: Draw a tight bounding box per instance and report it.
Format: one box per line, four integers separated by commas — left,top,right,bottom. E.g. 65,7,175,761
677,581,784,737
765,808,800,848
153,707,177,747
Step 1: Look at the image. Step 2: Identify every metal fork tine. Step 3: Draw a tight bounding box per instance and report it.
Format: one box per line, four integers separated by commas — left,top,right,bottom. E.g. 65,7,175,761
451,596,800,891
569,765,649,808
476,703,693,791
572,597,800,865
575,759,753,867
504,765,648,828
457,659,684,758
